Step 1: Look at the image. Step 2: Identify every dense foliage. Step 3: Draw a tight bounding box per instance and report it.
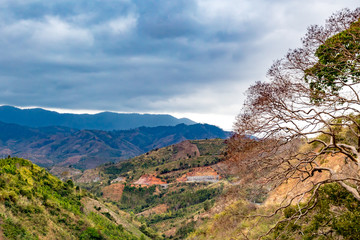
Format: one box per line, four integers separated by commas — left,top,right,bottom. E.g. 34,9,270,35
272,183,360,239
119,183,222,214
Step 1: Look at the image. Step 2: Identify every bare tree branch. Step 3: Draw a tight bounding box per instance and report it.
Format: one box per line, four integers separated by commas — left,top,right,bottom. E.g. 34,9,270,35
228,8,360,239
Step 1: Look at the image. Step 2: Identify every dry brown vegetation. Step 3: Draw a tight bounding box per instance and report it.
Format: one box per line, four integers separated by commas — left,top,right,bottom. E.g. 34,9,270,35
232,7,360,204
101,183,125,201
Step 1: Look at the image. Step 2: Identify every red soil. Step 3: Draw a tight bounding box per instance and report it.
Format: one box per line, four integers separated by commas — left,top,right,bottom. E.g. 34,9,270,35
137,204,168,217
102,183,125,201
172,140,200,160
133,174,167,186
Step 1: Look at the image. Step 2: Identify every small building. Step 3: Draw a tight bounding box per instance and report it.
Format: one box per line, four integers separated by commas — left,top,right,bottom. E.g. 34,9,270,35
187,175,220,183
176,166,220,183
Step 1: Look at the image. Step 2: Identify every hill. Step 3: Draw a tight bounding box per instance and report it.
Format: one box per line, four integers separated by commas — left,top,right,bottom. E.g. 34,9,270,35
68,138,227,185
187,137,360,239
187,154,360,240
0,121,229,169
0,157,151,240
0,105,195,130
53,139,233,239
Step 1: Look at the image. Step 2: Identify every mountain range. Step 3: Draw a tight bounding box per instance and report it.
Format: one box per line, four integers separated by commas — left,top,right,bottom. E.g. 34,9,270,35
0,121,229,169
0,105,195,130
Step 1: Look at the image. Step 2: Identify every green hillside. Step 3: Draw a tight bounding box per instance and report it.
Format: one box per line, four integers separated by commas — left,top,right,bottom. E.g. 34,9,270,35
68,139,228,239
0,157,148,240
102,139,225,183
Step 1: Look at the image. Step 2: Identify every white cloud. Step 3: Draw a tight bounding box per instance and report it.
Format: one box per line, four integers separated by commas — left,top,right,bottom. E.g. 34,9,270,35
36,16,93,45
2,16,93,48
0,1,359,130
195,0,256,24
108,15,138,34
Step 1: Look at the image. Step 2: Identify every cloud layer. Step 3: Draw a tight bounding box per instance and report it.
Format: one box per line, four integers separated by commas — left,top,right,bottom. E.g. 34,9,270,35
0,0,358,129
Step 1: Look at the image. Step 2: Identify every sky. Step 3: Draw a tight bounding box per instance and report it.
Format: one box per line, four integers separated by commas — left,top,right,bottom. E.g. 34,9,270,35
0,0,358,130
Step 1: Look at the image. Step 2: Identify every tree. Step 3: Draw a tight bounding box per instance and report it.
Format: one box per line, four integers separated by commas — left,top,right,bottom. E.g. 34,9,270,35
229,8,360,238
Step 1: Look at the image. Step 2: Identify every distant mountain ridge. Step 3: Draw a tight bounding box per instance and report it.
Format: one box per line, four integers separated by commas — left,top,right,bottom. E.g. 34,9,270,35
0,121,230,169
0,105,196,130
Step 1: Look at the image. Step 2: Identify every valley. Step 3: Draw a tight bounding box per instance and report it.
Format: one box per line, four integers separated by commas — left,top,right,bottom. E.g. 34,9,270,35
2,122,360,240
0,137,265,240
52,139,232,239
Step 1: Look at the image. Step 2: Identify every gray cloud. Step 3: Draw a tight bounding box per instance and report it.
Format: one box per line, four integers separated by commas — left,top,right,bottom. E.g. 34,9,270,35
0,0,358,129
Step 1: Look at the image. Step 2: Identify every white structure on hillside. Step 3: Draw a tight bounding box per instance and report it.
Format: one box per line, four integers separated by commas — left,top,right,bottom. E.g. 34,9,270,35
186,175,219,183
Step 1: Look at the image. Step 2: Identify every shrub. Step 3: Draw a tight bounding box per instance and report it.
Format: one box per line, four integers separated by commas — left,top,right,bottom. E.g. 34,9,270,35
2,218,34,239
273,183,360,239
79,227,104,240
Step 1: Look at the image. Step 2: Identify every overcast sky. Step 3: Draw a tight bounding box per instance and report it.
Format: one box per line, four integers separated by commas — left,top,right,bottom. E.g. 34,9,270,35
0,0,358,130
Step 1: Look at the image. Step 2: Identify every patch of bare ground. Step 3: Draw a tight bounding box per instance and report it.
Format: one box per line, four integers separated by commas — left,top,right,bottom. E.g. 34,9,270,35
164,227,177,238
102,183,125,201
137,204,168,217
133,174,167,186
172,140,200,160
265,154,357,205
76,169,101,183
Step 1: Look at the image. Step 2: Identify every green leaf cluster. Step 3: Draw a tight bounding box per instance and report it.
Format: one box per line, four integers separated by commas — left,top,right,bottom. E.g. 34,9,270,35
273,183,360,240
305,19,360,102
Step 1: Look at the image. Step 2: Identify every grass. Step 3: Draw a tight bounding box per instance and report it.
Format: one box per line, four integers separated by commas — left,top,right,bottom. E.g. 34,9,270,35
188,199,280,240
0,157,146,240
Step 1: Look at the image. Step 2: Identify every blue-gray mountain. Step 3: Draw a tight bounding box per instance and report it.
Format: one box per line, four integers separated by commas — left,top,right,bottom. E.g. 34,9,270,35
0,106,195,130
0,121,229,169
